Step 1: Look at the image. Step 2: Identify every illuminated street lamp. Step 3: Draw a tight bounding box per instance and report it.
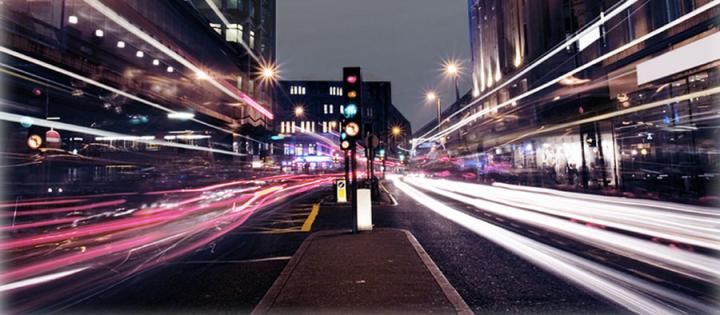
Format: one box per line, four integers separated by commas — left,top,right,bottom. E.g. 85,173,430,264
257,62,279,85
391,126,402,137
443,60,461,101
426,91,441,127
294,106,304,117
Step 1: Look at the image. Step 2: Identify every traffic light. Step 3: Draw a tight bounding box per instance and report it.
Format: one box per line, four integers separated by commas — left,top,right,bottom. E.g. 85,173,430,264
342,67,362,143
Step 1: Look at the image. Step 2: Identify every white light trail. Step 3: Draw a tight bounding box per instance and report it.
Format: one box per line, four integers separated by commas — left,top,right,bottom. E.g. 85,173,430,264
0,45,240,138
405,177,720,282
0,267,89,293
389,176,700,314
419,0,720,144
0,112,246,157
82,0,273,119
418,0,641,141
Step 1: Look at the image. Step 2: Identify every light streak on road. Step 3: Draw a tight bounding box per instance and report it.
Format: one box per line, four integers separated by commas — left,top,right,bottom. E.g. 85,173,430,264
82,0,273,119
389,175,715,314
403,177,720,282
1,173,337,312
418,0,720,144
0,267,90,293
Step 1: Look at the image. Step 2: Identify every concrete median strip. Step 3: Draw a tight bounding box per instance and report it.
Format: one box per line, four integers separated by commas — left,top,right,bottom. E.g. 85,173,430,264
252,228,472,314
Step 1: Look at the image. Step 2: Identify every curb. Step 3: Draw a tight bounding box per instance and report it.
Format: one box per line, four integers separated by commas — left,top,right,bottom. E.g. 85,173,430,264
252,228,472,314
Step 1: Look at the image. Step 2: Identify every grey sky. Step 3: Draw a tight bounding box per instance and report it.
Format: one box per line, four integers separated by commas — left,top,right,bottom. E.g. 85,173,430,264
276,0,471,130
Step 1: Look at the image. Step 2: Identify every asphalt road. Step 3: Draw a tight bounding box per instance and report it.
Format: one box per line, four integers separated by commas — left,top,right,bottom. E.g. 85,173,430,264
53,188,333,314
46,178,683,314
311,183,626,314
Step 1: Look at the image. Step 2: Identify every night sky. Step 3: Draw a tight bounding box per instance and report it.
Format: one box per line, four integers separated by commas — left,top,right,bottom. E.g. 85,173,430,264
276,0,471,131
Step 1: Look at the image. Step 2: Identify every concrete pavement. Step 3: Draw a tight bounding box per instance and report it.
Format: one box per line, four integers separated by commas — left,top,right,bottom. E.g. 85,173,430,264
253,229,472,315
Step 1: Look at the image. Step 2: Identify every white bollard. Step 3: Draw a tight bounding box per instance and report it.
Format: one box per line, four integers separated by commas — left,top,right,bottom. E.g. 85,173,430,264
357,188,373,231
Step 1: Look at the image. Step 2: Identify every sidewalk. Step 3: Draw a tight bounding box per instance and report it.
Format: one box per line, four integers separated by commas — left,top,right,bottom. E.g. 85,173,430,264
252,229,472,314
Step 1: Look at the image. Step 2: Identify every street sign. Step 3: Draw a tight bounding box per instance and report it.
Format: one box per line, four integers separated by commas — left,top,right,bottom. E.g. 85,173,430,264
336,179,347,203
27,134,42,150
46,129,60,149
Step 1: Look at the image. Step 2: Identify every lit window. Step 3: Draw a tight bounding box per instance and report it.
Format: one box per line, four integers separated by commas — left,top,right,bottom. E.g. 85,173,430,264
340,105,344,114
311,122,315,133
249,31,255,49
237,76,243,90
308,144,316,155
296,144,303,155
324,104,328,114
301,87,306,95
322,121,328,133
226,24,243,43
210,23,222,34
329,105,333,114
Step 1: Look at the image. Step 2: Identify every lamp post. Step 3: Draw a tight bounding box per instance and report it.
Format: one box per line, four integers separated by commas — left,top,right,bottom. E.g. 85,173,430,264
426,92,441,128
444,62,461,101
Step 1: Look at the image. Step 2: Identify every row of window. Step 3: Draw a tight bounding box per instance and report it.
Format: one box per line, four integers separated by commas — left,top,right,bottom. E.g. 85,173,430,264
329,86,343,96
290,86,306,95
283,143,317,156
279,121,340,134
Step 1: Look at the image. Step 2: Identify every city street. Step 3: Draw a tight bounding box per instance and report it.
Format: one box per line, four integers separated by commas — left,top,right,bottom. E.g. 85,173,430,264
2,0,719,314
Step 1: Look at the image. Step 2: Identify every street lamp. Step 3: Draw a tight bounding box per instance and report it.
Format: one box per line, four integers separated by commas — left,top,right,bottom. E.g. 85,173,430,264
426,91,441,128
391,126,402,138
258,62,278,84
294,106,304,117
443,60,461,101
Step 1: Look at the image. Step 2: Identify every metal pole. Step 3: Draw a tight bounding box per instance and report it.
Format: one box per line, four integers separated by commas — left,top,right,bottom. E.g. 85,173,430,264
350,143,358,234
436,98,441,128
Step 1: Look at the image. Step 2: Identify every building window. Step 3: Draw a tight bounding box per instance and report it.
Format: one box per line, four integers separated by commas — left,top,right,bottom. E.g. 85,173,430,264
226,24,243,43
308,144,316,155
324,104,328,114
237,76,243,90
296,144,303,155
340,105,344,114
322,121,328,133
329,104,333,114
249,30,255,49
210,23,222,34
290,86,305,95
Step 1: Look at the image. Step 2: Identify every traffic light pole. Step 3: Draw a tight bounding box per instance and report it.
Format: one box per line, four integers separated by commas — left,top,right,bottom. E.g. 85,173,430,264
350,143,358,234
344,150,350,189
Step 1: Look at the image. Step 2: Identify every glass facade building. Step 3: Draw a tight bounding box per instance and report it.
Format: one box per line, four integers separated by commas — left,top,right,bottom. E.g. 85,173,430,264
414,0,719,204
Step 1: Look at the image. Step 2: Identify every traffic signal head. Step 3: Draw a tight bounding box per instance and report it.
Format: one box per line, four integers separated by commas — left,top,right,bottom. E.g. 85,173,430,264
342,67,363,143
341,140,350,150
344,122,360,137
343,104,358,118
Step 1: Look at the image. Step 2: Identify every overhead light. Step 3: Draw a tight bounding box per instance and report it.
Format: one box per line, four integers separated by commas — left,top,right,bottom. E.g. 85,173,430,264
117,41,125,48
167,112,195,120
166,66,174,73
95,29,104,37
68,15,78,24
152,59,160,66
136,51,144,58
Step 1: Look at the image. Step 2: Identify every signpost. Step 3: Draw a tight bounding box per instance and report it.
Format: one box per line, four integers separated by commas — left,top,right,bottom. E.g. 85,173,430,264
336,179,347,203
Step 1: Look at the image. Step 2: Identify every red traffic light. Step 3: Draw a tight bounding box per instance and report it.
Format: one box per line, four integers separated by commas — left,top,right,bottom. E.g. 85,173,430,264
341,140,350,150
346,75,358,84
